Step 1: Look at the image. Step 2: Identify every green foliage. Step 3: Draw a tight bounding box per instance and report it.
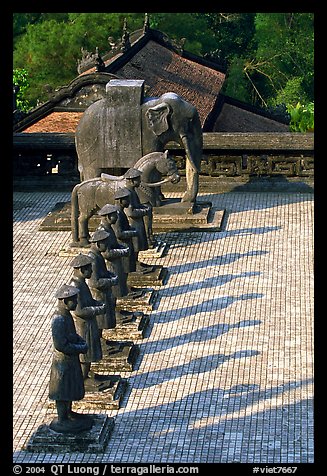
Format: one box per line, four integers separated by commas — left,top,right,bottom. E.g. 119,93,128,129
196,13,256,61
249,13,314,107
13,13,146,107
13,12,314,114
287,102,314,132
150,13,217,55
222,57,252,103
13,68,31,112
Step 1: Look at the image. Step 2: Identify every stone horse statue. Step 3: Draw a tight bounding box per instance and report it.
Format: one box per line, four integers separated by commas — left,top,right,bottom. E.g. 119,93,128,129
71,151,180,245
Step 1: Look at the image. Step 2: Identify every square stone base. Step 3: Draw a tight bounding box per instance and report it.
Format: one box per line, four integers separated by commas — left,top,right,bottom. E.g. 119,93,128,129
91,340,139,372
75,375,127,410
25,414,114,453
48,375,127,411
116,289,157,313
139,241,168,259
127,266,168,287
152,200,225,232
102,312,150,340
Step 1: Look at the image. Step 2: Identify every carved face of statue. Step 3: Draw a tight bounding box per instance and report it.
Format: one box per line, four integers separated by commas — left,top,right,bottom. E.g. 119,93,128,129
79,263,92,279
120,197,130,208
97,239,108,252
106,212,118,225
64,295,78,311
126,177,141,188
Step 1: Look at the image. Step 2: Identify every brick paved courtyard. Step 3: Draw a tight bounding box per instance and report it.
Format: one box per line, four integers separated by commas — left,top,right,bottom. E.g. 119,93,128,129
13,190,314,464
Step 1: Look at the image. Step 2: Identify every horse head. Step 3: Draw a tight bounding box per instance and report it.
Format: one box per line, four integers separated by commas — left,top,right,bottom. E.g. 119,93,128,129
135,150,180,187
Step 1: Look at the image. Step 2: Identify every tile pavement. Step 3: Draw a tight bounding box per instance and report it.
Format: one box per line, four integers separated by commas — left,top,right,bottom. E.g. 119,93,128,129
13,190,314,463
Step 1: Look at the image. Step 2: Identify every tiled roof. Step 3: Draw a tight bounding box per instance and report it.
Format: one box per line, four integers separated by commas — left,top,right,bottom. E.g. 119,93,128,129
214,103,289,132
114,40,225,126
23,112,83,133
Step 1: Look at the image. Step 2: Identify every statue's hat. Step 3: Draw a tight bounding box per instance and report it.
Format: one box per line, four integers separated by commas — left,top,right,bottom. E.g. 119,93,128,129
89,229,110,243
114,187,131,200
70,253,93,268
97,204,119,216
124,168,142,179
55,284,79,299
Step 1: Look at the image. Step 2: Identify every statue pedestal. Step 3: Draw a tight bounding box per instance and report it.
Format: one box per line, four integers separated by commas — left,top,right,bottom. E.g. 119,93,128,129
48,374,127,410
74,374,127,410
152,199,225,233
91,339,139,372
116,289,157,313
25,414,114,453
103,311,150,341
127,266,168,287
139,240,168,258
40,200,225,236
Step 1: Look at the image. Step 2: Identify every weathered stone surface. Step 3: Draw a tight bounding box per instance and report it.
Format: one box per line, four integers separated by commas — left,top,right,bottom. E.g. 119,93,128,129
116,289,157,313
138,241,168,258
25,414,114,453
127,266,168,287
73,375,127,410
91,340,139,372
48,375,127,410
102,313,150,340
152,200,225,232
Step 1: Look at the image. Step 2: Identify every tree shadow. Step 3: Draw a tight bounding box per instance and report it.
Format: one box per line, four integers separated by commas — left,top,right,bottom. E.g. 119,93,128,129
113,378,313,462
153,292,264,324
163,226,280,248
132,349,260,390
160,271,261,297
144,318,262,355
167,251,269,273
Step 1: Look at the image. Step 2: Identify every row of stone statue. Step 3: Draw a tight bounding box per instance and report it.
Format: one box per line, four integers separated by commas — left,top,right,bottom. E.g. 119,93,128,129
48,168,162,435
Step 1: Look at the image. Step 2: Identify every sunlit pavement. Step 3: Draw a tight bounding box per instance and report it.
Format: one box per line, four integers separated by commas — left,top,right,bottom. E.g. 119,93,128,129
13,190,314,463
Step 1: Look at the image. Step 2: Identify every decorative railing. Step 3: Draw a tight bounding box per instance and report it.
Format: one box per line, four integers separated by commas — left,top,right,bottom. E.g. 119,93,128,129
13,132,314,178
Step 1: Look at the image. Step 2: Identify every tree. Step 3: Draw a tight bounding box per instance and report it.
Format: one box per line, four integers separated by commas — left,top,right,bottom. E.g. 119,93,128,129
13,12,314,116
13,68,31,112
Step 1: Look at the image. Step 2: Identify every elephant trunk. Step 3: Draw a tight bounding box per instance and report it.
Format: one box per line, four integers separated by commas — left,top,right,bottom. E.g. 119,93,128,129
181,135,200,173
71,184,80,243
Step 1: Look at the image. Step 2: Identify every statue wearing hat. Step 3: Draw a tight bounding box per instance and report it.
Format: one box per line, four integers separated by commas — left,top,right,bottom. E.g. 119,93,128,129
96,204,130,297
123,168,154,267
48,284,93,433
87,229,118,336
112,187,139,274
69,253,111,391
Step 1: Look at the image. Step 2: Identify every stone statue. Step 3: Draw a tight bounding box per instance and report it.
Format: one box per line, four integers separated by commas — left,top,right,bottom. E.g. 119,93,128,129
96,204,130,297
112,187,139,274
75,79,201,203
87,229,119,337
48,284,93,433
69,253,110,391
70,150,179,246
124,168,154,271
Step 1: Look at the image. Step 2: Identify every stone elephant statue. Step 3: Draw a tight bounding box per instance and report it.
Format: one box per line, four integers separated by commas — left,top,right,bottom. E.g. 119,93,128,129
75,79,203,203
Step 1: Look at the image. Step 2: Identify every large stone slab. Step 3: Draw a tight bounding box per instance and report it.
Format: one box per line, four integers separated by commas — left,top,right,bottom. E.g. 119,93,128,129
152,199,225,232
127,266,168,287
91,340,139,372
39,200,225,234
47,375,127,411
103,312,150,340
74,375,128,410
116,289,157,313
25,414,114,453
